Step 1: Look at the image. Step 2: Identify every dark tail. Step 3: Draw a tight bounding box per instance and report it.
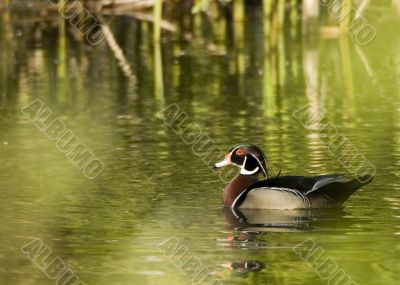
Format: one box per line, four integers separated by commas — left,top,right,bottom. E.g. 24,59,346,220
308,175,373,207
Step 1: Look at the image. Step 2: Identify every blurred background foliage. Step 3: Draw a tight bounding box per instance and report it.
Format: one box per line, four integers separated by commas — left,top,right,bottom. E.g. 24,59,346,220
1,0,399,107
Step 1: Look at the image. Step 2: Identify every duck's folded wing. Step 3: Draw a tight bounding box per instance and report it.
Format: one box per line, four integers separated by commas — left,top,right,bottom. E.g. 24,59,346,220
304,175,373,205
232,175,342,208
265,174,373,206
249,174,346,193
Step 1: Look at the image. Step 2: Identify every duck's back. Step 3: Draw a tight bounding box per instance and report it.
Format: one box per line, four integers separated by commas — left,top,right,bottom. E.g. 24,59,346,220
234,174,373,209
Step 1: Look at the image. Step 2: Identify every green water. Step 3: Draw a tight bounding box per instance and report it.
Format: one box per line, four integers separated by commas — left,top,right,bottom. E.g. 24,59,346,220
1,2,400,285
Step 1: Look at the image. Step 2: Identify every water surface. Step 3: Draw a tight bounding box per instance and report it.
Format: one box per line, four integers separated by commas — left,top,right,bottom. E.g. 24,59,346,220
1,3,400,285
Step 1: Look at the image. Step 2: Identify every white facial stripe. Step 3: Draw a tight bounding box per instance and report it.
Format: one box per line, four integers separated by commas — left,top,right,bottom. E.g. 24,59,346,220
230,146,241,155
240,156,247,168
248,153,268,178
230,145,269,178
240,166,259,175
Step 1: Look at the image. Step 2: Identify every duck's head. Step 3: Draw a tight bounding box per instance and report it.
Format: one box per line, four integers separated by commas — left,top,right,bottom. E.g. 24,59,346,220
214,144,268,178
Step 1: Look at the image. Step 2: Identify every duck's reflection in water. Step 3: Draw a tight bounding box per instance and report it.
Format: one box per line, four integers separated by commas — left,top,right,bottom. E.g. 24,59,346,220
219,207,351,248
223,206,351,231
223,207,313,232
220,260,265,274
217,231,268,249
215,207,352,280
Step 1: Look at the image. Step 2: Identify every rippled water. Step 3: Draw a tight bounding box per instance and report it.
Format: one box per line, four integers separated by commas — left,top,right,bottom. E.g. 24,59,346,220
1,2,400,285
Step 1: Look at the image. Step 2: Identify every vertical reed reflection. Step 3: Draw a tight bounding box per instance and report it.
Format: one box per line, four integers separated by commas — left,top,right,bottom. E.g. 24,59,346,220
0,0,396,121
154,43,164,103
57,0,68,103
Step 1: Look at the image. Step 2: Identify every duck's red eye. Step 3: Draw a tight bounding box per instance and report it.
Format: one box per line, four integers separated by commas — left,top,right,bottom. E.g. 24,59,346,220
236,148,245,156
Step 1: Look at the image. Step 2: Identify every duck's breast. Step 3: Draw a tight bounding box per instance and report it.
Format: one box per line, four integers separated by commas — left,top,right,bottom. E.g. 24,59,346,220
239,187,308,210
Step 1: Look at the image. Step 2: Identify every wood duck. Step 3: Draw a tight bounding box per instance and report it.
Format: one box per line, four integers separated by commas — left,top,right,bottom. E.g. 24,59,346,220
214,144,373,209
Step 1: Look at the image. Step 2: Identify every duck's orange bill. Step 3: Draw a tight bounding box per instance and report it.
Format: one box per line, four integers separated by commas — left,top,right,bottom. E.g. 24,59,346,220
221,262,233,270
214,153,232,168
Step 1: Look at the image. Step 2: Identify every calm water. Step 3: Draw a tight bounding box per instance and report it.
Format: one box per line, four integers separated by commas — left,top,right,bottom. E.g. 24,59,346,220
1,2,400,285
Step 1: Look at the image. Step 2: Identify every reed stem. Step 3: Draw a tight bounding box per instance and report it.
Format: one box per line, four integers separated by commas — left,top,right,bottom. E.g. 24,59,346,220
57,0,67,102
